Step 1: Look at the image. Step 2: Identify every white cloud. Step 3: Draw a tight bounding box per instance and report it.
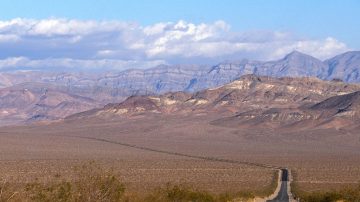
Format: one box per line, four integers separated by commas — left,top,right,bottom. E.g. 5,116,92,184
143,22,169,36
0,34,20,42
266,37,348,60
0,57,28,67
0,57,166,71
0,18,351,70
0,18,131,36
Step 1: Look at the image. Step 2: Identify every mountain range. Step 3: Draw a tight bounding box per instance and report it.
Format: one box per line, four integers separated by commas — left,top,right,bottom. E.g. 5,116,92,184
1,51,360,125
70,74,360,131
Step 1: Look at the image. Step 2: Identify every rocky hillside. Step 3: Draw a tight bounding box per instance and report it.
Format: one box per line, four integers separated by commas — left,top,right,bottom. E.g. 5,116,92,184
310,91,360,120
70,75,360,130
0,83,102,125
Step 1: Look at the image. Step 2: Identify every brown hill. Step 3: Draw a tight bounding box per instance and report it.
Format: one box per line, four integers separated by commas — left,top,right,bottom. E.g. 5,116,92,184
212,90,360,131
0,83,102,125
68,75,360,130
311,91,360,113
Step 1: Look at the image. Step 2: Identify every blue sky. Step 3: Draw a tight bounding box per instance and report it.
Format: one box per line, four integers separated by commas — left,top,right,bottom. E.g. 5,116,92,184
2,0,359,46
0,0,358,70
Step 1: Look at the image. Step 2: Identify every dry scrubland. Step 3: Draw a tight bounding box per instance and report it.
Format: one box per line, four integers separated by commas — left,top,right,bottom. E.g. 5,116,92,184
1,114,360,201
0,159,275,197
0,162,277,201
0,115,277,201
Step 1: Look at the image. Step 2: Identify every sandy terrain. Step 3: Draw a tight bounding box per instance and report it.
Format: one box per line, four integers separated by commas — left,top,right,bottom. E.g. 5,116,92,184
1,113,359,196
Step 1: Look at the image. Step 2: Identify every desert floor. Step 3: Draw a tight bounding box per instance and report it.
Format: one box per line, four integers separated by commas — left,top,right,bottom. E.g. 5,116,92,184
1,114,359,195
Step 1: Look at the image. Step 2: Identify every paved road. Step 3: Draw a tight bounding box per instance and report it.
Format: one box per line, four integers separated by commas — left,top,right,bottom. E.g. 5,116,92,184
61,135,291,200
267,169,289,202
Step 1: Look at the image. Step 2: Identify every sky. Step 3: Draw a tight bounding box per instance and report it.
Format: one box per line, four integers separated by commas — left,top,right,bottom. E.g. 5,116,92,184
0,0,359,71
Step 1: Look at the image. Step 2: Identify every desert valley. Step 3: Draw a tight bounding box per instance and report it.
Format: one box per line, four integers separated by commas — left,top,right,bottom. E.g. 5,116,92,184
1,1,360,201
1,51,360,201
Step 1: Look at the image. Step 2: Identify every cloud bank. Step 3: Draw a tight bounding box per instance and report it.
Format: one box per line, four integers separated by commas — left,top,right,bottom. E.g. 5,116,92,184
0,18,350,71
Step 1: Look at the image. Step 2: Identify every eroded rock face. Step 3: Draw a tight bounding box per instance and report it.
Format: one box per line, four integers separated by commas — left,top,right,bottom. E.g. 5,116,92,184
70,75,360,130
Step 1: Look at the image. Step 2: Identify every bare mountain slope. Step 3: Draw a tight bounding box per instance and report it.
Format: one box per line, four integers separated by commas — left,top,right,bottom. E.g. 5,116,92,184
0,83,102,125
325,51,360,82
255,51,328,78
68,75,360,131
212,88,360,130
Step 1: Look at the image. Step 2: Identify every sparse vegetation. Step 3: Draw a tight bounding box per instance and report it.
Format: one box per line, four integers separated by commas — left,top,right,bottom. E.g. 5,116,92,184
291,187,360,202
0,181,19,202
259,170,279,197
144,183,260,202
291,171,360,202
0,162,265,202
145,184,216,202
1,162,126,202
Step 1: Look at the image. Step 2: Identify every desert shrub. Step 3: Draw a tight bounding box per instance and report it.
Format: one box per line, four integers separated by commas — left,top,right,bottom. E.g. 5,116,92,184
0,162,269,202
144,183,215,202
300,191,342,202
0,181,19,202
72,162,125,202
292,180,360,202
258,170,279,197
166,185,214,202
216,191,254,202
341,184,360,202
144,183,255,202
23,162,126,202
25,181,72,202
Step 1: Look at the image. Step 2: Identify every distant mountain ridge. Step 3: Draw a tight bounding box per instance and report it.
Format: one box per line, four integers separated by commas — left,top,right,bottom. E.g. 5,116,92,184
1,51,360,125
1,51,360,95
325,51,360,82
